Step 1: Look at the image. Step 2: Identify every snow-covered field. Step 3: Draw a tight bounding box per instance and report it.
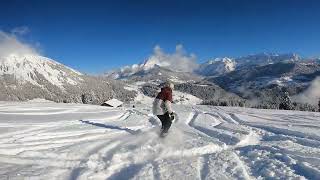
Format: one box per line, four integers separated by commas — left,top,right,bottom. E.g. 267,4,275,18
0,102,319,179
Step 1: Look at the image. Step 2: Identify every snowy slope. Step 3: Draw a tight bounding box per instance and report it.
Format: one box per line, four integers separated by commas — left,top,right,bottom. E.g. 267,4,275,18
125,81,202,105
0,102,319,179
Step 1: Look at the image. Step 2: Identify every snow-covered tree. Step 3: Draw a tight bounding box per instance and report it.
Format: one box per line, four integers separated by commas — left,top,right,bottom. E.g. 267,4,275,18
279,91,293,110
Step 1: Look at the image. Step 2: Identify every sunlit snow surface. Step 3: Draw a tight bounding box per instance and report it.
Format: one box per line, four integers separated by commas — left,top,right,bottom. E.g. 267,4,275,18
0,102,319,179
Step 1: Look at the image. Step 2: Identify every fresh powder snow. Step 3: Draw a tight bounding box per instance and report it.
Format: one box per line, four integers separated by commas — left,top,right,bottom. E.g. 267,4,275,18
0,102,319,179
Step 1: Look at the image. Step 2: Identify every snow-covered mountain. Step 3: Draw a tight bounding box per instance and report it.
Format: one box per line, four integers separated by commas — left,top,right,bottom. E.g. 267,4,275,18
235,53,301,68
209,60,320,106
106,48,172,79
0,54,83,88
107,56,180,80
105,53,247,106
106,52,319,107
196,57,236,76
106,45,198,81
106,58,202,85
107,63,162,80
108,53,301,79
196,53,301,76
0,54,136,103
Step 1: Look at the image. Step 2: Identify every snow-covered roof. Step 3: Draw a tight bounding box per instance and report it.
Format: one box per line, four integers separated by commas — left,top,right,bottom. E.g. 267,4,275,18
103,98,123,107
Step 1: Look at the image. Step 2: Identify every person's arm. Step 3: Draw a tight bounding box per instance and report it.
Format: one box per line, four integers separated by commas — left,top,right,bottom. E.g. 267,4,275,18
164,89,173,114
164,100,173,114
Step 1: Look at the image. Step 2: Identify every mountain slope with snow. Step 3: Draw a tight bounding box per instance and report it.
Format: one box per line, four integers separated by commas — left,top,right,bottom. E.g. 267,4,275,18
105,53,241,105
0,55,83,87
196,53,301,76
0,102,319,179
105,51,319,109
106,60,200,82
209,61,320,105
106,45,198,80
235,53,301,68
196,57,236,76
0,55,136,103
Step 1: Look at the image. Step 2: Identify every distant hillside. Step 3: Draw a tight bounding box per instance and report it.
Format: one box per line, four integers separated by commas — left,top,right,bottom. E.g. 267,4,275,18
208,61,320,106
106,52,320,108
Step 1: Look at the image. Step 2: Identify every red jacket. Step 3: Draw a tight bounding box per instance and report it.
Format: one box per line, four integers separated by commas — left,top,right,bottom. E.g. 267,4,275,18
156,87,173,102
153,87,173,115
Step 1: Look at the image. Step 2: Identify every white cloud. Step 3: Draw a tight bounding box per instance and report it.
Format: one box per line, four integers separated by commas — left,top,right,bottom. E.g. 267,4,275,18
292,76,320,105
115,44,198,78
0,30,39,58
149,44,198,72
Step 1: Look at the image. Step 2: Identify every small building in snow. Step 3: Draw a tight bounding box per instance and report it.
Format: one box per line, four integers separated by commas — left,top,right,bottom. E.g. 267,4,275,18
101,99,123,107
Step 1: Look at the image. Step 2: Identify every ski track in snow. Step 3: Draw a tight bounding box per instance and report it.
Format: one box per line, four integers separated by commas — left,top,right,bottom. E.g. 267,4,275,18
0,103,319,179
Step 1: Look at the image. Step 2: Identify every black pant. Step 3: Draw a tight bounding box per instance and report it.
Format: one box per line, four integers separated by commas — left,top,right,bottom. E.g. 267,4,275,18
157,112,172,133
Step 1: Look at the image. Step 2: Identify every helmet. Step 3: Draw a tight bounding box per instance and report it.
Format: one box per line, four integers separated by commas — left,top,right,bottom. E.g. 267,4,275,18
162,81,174,90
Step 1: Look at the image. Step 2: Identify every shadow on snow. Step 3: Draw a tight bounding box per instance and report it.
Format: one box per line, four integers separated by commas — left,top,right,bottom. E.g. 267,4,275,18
79,120,140,135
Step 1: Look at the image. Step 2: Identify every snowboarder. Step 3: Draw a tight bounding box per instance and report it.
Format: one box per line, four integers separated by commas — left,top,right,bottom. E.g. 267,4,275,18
152,81,175,137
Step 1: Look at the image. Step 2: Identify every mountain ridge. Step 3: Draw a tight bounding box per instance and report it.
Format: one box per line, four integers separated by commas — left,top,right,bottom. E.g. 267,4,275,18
106,52,303,79
105,52,319,107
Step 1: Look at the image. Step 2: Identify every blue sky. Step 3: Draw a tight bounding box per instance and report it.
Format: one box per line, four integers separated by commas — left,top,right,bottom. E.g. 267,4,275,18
1,0,320,73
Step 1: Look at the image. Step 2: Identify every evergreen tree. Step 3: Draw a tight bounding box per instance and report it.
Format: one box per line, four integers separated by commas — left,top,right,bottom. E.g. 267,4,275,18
279,91,293,110
318,98,320,112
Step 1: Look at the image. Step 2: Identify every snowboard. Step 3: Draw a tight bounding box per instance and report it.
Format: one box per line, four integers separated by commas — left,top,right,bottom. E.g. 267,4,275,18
158,112,179,138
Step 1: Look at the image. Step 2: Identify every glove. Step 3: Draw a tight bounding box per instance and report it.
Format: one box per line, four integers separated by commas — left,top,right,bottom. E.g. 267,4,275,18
169,112,175,121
